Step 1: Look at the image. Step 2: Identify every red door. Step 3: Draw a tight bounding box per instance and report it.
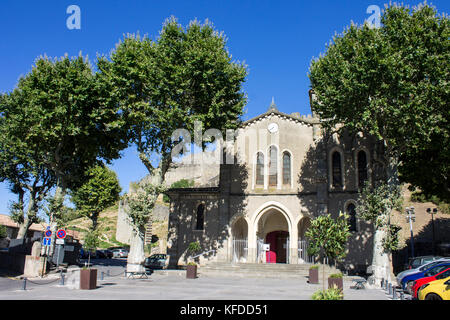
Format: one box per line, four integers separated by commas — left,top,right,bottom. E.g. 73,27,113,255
265,232,277,263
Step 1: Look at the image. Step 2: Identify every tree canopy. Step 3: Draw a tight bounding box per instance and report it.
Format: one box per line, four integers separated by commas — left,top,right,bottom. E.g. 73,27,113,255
71,164,121,230
97,17,248,180
309,3,449,200
0,54,128,237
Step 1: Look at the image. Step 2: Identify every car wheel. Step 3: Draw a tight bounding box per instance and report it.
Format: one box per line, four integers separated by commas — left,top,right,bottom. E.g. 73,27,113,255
425,293,442,301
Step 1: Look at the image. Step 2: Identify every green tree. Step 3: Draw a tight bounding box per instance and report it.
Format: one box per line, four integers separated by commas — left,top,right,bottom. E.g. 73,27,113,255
308,3,449,201
163,179,195,203
0,86,55,238
71,164,121,231
356,181,402,283
305,212,351,290
305,212,351,265
122,180,166,272
0,54,127,238
98,17,247,269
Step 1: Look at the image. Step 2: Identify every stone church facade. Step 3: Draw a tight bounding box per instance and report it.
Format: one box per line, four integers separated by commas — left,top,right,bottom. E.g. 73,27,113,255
166,94,388,273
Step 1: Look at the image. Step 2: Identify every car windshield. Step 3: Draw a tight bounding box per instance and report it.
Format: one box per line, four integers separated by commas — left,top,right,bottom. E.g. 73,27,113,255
436,269,450,280
428,265,450,276
419,260,443,271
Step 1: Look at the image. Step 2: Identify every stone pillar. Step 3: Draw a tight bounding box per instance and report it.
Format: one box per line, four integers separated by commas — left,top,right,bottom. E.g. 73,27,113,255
290,227,299,264
247,219,257,263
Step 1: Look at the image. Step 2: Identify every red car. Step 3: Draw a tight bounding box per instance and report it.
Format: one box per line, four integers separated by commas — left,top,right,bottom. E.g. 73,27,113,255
412,267,450,299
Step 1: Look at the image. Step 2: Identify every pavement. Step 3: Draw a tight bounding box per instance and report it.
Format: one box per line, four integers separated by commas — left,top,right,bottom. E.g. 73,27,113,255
0,259,393,300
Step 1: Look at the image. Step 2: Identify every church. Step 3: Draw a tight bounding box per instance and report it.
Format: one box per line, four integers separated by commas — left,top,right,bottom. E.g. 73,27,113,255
165,92,388,273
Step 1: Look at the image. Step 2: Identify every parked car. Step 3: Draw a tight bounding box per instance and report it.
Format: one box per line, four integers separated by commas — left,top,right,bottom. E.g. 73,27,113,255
79,248,97,259
396,257,450,285
404,256,442,271
112,248,128,258
418,276,450,300
144,254,168,270
401,262,450,293
95,249,113,259
412,267,450,299
104,249,113,259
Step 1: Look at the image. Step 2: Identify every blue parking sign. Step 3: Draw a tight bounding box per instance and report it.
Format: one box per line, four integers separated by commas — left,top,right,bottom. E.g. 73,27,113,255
43,237,51,246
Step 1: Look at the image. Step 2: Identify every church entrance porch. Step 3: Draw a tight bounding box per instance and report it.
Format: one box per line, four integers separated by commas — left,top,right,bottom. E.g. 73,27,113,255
265,231,289,263
254,206,292,264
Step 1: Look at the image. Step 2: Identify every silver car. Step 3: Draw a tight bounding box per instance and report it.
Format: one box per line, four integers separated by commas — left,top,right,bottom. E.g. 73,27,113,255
396,257,450,284
112,248,128,258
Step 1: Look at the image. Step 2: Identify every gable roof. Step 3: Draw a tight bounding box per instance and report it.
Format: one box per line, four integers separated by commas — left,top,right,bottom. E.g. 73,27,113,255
242,100,320,128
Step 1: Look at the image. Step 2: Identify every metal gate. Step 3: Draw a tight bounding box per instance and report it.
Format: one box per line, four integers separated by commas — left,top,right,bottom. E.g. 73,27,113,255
232,239,248,263
285,237,290,264
298,239,314,263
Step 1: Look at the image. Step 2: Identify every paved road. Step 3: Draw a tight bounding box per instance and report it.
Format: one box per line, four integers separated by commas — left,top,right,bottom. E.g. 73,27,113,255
0,259,392,300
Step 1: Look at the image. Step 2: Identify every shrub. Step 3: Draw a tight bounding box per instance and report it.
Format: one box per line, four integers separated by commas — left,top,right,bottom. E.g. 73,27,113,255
309,265,319,270
312,286,343,300
329,273,343,279
163,179,195,203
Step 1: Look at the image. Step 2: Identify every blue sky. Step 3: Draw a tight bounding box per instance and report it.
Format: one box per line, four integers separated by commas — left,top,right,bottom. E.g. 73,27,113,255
0,0,449,216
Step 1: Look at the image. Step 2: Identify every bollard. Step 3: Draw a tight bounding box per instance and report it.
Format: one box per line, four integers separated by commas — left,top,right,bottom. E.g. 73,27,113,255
392,286,397,300
381,278,385,289
101,271,104,280
107,269,110,277
388,283,392,295
399,291,404,300
60,272,65,286
22,277,27,290
385,280,389,293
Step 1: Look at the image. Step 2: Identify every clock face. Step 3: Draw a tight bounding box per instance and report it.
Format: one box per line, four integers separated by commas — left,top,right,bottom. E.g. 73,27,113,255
268,123,278,133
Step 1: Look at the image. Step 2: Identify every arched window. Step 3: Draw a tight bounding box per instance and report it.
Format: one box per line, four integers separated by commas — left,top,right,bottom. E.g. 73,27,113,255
357,150,368,188
256,152,264,186
282,152,291,185
346,203,357,232
332,151,342,188
196,204,205,230
268,146,278,186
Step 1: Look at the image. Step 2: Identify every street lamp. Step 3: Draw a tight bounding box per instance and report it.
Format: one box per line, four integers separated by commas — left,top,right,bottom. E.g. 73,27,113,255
426,208,438,256
405,206,416,258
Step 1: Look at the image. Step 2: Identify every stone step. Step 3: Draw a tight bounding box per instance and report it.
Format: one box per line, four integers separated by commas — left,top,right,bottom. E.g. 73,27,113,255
198,263,339,279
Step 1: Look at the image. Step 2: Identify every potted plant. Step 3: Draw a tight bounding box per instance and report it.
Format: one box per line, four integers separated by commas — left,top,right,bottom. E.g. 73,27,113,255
186,262,198,279
186,241,201,279
80,230,99,290
328,272,344,291
308,265,319,284
305,212,351,290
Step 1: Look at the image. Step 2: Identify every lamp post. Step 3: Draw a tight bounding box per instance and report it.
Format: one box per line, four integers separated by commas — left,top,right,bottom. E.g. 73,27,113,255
426,208,438,256
405,207,415,258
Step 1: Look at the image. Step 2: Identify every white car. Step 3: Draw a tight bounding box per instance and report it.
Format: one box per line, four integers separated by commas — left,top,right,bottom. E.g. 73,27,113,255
112,248,128,258
396,257,450,284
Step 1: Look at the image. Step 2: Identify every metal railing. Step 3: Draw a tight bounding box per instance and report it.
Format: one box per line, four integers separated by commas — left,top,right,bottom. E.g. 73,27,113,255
232,239,248,263
298,240,314,263
191,249,216,259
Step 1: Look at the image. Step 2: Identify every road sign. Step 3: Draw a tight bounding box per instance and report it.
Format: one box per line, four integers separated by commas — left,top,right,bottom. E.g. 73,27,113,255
45,230,52,237
56,229,66,239
56,238,65,245
43,237,51,246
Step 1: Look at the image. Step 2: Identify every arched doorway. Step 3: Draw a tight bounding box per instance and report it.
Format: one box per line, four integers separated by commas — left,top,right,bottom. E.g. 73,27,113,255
231,216,248,263
256,208,290,264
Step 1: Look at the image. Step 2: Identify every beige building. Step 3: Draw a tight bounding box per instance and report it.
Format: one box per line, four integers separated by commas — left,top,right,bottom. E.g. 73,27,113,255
166,96,387,273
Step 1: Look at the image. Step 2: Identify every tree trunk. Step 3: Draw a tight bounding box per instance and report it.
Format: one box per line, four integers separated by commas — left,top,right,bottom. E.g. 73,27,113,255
16,197,37,239
369,228,390,288
126,226,146,273
368,144,399,287
16,216,33,239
